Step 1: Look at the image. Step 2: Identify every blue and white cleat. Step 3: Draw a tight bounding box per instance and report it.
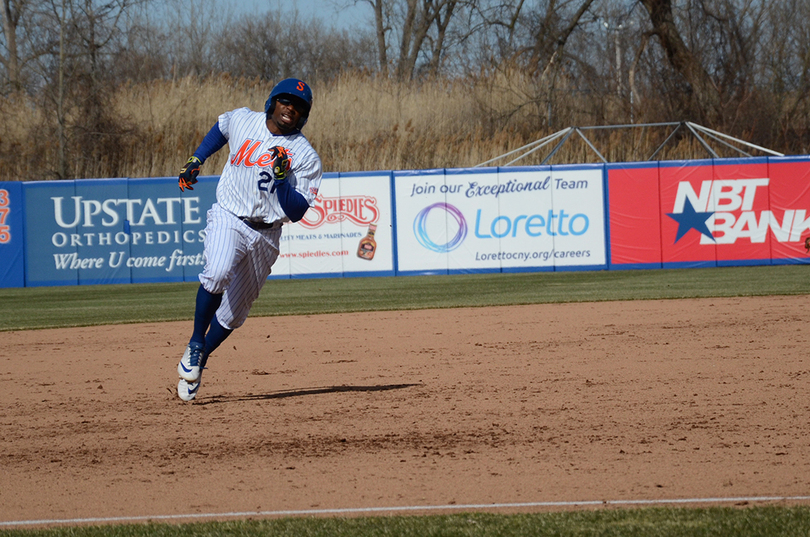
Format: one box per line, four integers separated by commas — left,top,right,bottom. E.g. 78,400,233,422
177,342,205,383
177,377,201,402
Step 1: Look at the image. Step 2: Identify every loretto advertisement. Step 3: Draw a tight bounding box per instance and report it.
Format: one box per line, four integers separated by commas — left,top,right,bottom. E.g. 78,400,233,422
393,166,607,274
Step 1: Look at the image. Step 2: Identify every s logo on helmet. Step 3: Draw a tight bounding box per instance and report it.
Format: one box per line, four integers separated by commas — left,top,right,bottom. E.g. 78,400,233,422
297,81,306,92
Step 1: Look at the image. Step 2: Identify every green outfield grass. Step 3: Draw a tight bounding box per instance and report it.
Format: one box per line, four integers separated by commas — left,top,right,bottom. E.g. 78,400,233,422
1,264,809,332
2,505,810,536
2,265,810,535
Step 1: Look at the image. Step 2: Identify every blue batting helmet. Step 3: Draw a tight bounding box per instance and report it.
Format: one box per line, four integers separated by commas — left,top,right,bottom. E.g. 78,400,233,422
265,78,313,130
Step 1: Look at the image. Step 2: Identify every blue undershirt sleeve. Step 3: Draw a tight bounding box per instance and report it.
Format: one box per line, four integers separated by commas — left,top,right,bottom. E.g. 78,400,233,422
193,123,228,162
274,180,310,222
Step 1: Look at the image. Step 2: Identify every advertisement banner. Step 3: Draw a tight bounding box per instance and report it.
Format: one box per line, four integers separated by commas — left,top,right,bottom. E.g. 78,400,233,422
273,172,394,278
394,165,607,274
546,165,606,268
713,159,772,266
606,163,662,269
126,176,213,283
394,169,451,274
659,160,717,268
73,178,131,285
24,177,215,287
9,156,810,288
25,180,79,286
658,158,807,268
0,182,24,288
767,157,810,264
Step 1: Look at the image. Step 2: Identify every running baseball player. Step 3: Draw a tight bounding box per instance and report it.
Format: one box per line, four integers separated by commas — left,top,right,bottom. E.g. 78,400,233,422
176,78,323,401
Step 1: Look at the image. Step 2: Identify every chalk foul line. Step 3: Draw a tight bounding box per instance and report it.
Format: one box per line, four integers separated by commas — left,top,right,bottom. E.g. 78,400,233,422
3,496,810,527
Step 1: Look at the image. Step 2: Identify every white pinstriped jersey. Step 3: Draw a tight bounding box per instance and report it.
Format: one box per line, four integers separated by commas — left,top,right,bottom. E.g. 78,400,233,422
215,107,322,222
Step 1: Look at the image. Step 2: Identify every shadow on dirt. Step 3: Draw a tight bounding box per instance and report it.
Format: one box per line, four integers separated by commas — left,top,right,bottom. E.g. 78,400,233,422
197,383,422,404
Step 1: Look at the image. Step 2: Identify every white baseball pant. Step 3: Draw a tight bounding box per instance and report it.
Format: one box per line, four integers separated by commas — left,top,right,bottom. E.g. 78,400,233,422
198,203,281,330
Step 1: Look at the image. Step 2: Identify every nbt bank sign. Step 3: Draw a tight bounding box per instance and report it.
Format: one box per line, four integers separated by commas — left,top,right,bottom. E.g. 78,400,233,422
668,178,810,244
608,159,810,268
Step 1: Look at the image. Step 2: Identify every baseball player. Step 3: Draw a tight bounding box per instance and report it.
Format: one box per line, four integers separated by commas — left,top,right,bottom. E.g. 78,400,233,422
176,78,323,401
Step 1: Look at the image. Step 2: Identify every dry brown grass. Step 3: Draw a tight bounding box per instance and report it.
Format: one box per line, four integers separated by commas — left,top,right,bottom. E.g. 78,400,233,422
0,72,789,181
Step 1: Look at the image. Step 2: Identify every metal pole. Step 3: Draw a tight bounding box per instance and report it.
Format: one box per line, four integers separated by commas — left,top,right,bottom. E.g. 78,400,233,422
475,129,571,168
575,129,608,163
504,129,573,166
687,122,784,157
647,122,685,161
540,128,578,165
684,122,719,159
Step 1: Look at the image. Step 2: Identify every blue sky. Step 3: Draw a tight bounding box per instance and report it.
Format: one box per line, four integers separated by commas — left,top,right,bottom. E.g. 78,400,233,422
236,0,371,29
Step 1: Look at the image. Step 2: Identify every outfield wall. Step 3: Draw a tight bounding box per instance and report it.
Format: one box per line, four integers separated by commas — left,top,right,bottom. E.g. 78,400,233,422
1,156,809,288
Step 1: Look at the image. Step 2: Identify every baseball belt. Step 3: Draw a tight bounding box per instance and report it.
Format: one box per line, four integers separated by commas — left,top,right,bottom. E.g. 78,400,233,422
239,217,283,231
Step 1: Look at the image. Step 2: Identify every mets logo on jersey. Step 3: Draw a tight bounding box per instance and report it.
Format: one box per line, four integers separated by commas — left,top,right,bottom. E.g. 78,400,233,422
230,140,293,168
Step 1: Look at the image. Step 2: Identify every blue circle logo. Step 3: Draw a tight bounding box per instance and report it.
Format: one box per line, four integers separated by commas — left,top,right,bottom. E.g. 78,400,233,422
413,203,467,252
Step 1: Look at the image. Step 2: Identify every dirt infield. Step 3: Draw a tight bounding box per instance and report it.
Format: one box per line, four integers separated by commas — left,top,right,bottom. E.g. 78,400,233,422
2,295,809,526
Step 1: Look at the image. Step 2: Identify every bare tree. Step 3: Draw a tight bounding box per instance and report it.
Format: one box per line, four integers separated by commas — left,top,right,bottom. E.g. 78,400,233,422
524,0,596,76
759,0,810,152
422,0,456,76
638,0,718,124
159,0,226,78
363,0,468,80
367,0,390,75
1,0,54,92
211,12,376,83
1,0,24,89
105,2,171,83
22,0,142,177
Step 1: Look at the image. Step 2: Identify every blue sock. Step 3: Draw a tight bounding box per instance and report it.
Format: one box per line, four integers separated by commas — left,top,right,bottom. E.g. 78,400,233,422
204,315,233,355
191,285,222,346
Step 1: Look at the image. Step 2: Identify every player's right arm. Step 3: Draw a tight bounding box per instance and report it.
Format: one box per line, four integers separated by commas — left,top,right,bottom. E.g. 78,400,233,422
194,123,229,162
179,123,229,192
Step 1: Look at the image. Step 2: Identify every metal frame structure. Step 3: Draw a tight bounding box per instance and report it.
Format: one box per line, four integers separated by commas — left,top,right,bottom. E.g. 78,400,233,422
475,121,784,168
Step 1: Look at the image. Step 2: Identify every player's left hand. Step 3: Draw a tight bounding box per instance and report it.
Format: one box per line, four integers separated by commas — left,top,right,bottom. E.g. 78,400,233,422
269,146,290,193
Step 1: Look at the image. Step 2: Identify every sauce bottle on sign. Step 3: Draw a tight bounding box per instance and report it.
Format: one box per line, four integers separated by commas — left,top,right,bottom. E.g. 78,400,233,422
357,224,377,260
